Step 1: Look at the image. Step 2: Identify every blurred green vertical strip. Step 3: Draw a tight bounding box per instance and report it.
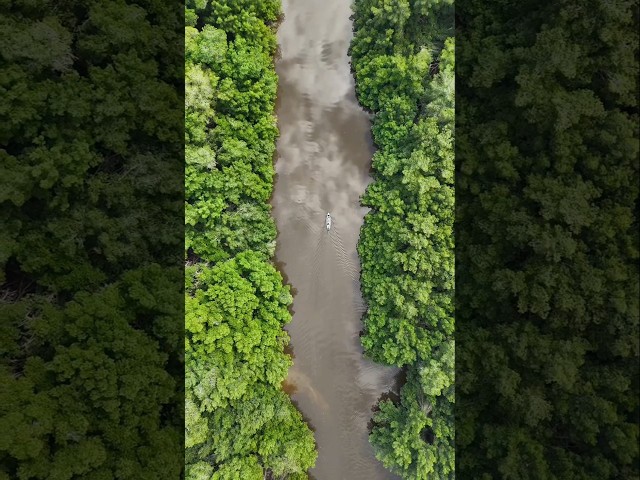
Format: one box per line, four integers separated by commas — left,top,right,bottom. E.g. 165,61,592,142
184,1,317,478
456,0,639,478
350,0,455,478
1,0,185,479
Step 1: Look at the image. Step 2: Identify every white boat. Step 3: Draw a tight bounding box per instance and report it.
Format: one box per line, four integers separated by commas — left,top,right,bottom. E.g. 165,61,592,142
326,213,332,231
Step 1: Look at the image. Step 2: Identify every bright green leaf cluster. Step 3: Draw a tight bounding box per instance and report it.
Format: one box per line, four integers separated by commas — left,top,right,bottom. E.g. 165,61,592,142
184,2,317,478
351,0,454,478
185,1,279,264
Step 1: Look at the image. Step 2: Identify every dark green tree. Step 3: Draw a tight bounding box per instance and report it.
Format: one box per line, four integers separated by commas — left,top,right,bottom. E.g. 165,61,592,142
456,1,639,478
1,1,184,478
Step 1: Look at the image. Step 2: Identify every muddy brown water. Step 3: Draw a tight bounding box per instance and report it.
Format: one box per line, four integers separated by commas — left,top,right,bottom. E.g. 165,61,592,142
272,0,399,478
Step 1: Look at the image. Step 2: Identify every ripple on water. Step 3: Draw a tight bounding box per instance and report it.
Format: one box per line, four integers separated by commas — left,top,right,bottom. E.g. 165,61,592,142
273,0,400,478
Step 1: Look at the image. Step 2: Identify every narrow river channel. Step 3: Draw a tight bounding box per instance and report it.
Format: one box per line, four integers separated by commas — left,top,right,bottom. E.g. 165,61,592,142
272,0,399,478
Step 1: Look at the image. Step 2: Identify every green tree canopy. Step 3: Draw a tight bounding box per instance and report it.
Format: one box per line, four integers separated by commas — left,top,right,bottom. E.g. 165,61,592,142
456,0,639,478
351,0,454,478
184,2,316,478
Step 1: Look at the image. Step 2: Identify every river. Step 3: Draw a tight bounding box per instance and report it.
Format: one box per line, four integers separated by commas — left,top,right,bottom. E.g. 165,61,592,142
272,0,399,478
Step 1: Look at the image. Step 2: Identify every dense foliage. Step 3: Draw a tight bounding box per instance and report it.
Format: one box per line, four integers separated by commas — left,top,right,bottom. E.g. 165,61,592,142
1,1,184,478
184,1,317,478
350,0,454,478
456,1,639,478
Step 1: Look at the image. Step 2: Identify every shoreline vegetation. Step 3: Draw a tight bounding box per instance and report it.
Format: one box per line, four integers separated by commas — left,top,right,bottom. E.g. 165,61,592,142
185,1,317,479
350,0,455,478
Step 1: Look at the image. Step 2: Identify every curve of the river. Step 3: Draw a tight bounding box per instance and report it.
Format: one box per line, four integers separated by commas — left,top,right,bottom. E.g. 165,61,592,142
272,1,399,478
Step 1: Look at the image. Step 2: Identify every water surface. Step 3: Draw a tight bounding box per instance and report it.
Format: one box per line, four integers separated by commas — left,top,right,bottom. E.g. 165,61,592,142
272,0,399,478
